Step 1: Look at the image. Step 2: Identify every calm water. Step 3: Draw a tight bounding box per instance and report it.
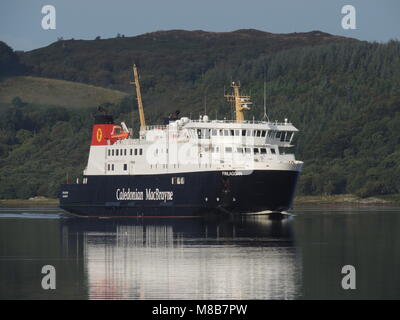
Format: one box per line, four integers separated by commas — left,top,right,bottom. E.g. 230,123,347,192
0,206,399,300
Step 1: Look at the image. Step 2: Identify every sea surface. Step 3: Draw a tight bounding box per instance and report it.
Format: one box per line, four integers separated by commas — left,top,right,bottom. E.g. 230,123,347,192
0,206,399,300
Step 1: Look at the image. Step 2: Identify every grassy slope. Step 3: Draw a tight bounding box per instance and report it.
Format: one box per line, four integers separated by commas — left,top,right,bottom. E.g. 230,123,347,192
0,76,128,108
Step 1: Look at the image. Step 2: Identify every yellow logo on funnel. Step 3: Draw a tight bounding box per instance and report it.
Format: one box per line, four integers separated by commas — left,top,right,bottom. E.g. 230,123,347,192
96,128,103,142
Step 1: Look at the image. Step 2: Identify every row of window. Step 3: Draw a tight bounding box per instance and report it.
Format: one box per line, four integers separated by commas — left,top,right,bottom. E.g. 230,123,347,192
276,131,293,142
195,128,294,141
108,148,143,157
225,147,276,154
200,129,267,138
150,164,181,169
106,145,275,173
107,163,128,171
204,146,276,154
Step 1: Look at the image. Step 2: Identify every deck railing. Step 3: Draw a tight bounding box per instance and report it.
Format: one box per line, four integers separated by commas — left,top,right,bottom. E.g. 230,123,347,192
143,119,292,131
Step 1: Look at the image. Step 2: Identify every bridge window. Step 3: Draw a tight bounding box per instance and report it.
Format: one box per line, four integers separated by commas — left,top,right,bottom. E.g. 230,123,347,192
107,164,110,171
223,129,230,136
261,130,267,137
139,149,143,155
124,149,127,156
112,149,114,156
254,148,259,154
234,130,240,136
242,130,246,136
276,131,282,139
260,148,267,154
225,147,232,153
285,132,293,142
134,149,137,155
211,129,217,136
130,149,132,156
256,130,261,137
116,150,119,156
123,164,127,171
237,147,243,153
112,164,114,171
245,148,251,153
270,148,276,154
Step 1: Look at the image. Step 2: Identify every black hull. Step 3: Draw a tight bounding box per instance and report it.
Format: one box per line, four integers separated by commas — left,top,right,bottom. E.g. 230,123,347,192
59,170,300,217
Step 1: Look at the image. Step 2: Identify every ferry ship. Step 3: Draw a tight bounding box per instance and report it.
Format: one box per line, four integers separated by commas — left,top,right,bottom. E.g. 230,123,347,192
59,66,303,217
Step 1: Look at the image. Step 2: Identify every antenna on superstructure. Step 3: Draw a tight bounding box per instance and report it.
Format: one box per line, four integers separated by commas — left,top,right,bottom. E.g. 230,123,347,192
224,81,252,123
204,94,207,115
263,70,270,122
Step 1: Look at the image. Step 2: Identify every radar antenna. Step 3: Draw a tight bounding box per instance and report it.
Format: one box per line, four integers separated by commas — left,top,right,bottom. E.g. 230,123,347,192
224,82,252,122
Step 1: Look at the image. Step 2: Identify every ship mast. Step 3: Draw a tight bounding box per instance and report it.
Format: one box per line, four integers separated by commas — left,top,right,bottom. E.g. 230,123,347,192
224,82,252,122
131,65,146,130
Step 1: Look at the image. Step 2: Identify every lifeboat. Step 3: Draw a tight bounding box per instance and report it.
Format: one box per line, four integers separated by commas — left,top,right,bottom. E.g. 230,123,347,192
110,125,129,140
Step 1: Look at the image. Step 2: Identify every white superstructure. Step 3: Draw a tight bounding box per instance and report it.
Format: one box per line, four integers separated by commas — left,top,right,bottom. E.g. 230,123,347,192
84,117,303,177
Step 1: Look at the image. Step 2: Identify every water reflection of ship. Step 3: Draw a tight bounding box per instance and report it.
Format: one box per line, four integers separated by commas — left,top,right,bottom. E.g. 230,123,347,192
61,216,301,299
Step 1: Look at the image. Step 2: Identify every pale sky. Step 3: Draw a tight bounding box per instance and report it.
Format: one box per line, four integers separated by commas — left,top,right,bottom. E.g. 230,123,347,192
1,0,399,51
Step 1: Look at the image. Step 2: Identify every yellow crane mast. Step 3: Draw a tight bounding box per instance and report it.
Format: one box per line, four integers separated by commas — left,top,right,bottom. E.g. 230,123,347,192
131,65,146,130
224,82,252,122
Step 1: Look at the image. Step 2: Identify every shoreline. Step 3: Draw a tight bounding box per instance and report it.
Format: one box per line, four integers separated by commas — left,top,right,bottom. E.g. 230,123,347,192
0,194,399,209
293,194,400,206
0,198,59,208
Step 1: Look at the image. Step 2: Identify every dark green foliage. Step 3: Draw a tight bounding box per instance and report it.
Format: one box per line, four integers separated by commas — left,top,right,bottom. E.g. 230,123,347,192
0,41,25,76
11,97,25,108
1,31,400,198
20,30,353,91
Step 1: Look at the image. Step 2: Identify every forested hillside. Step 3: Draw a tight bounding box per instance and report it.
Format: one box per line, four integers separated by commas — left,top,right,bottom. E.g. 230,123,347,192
0,30,399,199
20,29,354,91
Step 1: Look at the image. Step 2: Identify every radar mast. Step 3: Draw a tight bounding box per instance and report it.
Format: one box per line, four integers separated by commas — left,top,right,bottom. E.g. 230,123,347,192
224,82,252,122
